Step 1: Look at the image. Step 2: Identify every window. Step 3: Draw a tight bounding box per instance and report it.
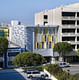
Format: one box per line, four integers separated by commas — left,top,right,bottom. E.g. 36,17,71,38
77,12,79,17
39,28,42,34
44,15,48,19
8,61,13,65
42,42,44,48
44,21,48,25
52,36,54,42
37,43,40,49
62,12,75,17
45,35,47,41
62,20,75,25
32,71,40,74
77,21,79,25
49,42,51,48
62,29,75,33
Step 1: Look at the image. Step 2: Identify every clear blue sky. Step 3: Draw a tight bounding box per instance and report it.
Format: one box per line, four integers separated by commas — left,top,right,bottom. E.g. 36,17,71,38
0,0,79,24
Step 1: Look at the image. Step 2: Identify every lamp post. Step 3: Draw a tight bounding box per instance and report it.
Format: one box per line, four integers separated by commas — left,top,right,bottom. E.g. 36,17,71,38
67,69,70,79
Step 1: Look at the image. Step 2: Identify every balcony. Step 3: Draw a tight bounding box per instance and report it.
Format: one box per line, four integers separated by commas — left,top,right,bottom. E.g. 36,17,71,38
62,33,75,36
62,16,75,20
62,25,75,28
63,41,75,44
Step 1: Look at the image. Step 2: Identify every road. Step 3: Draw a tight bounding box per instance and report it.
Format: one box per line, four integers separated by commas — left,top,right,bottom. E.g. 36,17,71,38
0,69,48,80
0,69,26,80
63,64,79,74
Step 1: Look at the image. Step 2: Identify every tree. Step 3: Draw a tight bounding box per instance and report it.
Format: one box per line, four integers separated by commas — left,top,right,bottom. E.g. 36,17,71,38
13,52,46,66
53,42,72,61
0,37,8,53
77,48,79,56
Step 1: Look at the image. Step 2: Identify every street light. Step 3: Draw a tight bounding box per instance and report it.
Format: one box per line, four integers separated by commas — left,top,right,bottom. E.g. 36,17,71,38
67,69,70,78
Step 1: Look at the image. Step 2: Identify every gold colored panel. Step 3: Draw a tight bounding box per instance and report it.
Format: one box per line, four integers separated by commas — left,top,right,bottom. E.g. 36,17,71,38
48,35,52,42
40,42,42,49
51,42,54,48
42,35,45,42
4,29,8,32
34,41,37,49
45,28,48,34
35,28,39,35
44,42,46,49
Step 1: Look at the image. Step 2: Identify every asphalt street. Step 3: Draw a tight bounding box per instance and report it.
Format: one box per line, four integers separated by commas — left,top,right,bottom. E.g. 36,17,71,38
63,64,79,74
0,69,26,80
0,69,48,80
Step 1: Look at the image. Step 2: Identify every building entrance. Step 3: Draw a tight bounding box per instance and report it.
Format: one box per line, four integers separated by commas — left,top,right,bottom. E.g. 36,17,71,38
0,62,3,68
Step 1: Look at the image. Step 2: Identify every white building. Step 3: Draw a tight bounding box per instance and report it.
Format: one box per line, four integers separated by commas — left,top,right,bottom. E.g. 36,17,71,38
10,20,26,48
35,3,79,51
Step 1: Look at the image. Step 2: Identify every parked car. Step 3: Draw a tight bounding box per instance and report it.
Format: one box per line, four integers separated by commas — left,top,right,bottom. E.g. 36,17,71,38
56,62,69,68
26,68,37,72
26,69,47,78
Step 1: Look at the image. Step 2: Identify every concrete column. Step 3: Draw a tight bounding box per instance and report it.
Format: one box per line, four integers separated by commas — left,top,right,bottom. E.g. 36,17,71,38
59,57,63,62
75,44,77,51
75,12,77,18
51,57,56,64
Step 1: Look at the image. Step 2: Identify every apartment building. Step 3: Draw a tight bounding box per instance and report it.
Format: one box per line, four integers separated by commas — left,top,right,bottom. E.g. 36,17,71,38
35,3,79,51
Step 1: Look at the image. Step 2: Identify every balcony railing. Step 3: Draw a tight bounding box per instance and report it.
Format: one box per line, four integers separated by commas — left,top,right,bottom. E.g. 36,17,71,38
62,25,75,29
62,33,75,36
63,41,75,44
62,16,75,20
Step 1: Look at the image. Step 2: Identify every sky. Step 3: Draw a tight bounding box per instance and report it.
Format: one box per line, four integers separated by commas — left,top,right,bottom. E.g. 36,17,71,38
0,0,79,25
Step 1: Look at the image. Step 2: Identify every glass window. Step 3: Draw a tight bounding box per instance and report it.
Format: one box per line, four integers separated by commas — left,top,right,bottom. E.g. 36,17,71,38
49,42,51,48
39,28,42,34
45,35,47,41
49,28,53,34
43,28,45,34
37,43,40,49
42,42,44,49
44,15,48,19
32,71,40,74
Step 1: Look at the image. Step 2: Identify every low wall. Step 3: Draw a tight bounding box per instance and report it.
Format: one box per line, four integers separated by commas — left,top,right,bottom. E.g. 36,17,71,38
44,69,58,80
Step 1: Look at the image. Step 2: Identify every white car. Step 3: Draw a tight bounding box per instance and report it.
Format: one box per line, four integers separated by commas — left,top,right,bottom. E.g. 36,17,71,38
26,70,47,78
56,62,69,68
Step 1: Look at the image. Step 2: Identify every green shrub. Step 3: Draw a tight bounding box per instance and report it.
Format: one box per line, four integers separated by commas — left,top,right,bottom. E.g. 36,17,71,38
69,74,79,80
23,66,44,72
13,52,46,67
45,64,71,80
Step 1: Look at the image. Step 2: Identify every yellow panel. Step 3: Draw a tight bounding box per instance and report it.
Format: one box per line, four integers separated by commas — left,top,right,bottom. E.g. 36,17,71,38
44,42,46,48
0,29,8,32
4,33,8,36
4,29,8,32
42,35,45,42
40,42,42,49
34,41,37,49
45,28,48,34
35,28,39,35
51,42,54,48
48,35,52,42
